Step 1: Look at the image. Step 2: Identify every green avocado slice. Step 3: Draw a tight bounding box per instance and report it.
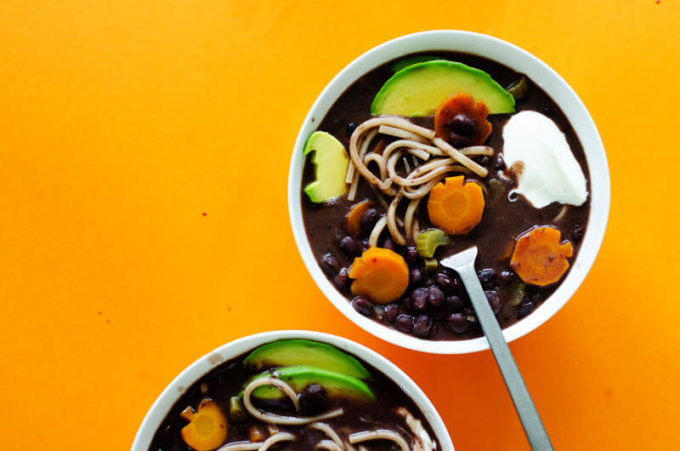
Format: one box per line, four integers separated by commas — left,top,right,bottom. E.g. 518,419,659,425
247,366,375,401
371,60,515,116
303,131,349,203
243,339,370,380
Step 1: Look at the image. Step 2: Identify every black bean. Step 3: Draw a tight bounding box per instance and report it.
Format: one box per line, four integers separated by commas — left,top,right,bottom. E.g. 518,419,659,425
486,290,502,314
411,288,428,311
434,273,453,293
405,246,419,264
395,314,414,333
445,295,465,311
413,314,433,338
499,270,515,283
401,295,413,311
338,236,359,256
440,267,454,277
346,122,357,137
157,424,174,443
477,268,498,288
382,237,395,251
321,253,339,276
448,114,476,136
360,209,379,235
448,132,471,149
518,301,535,319
493,154,506,170
431,323,439,337
360,239,369,253
427,286,445,308
448,313,470,333
299,384,328,414
333,267,350,288
351,296,373,317
450,276,462,293
409,268,423,287
384,303,399,322
572,225,584,243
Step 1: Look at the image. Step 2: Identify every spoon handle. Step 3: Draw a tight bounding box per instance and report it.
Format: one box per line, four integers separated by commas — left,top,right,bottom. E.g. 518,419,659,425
456,262,553,451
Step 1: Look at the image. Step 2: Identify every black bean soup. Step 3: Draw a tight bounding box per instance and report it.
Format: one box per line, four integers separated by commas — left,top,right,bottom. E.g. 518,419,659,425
301,52,590,340
150,340,440,450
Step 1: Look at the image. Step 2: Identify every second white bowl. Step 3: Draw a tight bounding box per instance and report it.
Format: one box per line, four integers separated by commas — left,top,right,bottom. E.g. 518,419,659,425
132,330,454,450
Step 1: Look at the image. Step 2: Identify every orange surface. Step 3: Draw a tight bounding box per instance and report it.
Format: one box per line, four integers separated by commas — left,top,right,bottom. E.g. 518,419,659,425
1,1,678,450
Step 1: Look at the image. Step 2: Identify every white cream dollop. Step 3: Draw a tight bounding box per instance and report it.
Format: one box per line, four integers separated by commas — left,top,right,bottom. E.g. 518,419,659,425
502,110,587,208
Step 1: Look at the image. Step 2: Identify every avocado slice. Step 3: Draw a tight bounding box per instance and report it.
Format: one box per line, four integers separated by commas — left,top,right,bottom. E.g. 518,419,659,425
303,131,349,203
248,365,375,401
371,60,515,117
244,339,370,379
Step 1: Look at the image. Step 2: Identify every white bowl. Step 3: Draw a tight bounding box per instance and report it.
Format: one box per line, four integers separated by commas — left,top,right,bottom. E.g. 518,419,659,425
132,330,454,450
288,31,610,354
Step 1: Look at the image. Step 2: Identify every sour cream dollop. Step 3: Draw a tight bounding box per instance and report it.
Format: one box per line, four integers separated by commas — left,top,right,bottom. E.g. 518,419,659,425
502,111,588,208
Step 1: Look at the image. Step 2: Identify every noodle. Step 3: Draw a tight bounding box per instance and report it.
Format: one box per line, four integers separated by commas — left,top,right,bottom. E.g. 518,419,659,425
243,377,344,426
345,116,491,244
348,429,410,451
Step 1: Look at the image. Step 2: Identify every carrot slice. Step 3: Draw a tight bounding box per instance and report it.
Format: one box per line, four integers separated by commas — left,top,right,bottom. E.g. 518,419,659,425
349,247,409,304
434,93,492,146
346,200,373,235
426,176,485,235
180,399,228,451
510,226,574,287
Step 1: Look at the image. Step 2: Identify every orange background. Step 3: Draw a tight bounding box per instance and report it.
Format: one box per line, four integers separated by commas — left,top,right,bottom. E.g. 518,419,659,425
1,1,678,450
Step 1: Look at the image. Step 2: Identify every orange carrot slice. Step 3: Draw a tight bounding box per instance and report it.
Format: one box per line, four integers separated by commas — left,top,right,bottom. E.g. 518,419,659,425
346,200,373,235
426,176,485,235
180,399,228,451
434,93,492,146
510,226,574,286
349,247,409,304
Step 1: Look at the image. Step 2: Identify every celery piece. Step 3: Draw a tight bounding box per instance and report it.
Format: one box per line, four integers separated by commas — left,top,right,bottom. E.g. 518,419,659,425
416,229,450,258
229,396,246,422
509,280,526,307
507,75,528,101
424,258,439,274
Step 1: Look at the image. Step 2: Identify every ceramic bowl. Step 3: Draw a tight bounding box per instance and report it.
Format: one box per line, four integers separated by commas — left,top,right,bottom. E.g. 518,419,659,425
132,330,454,450
288,30,610,354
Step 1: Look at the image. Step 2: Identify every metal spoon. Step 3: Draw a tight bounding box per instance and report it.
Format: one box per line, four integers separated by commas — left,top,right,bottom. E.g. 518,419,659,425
441,246,553,451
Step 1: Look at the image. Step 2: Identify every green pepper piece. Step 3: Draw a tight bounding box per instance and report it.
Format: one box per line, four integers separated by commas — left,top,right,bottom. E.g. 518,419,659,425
424,258,439,274
507,75,528,101
416,229,450,258
229,396,247,422
508,280,526,307
488,179,506,198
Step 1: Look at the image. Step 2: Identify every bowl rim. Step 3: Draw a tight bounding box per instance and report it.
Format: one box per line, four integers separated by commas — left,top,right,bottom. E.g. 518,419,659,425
287,30,610,354
131,330,455,450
